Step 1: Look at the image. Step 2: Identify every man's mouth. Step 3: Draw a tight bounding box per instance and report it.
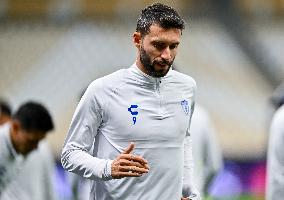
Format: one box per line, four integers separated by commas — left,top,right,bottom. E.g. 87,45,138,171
155,61,169,68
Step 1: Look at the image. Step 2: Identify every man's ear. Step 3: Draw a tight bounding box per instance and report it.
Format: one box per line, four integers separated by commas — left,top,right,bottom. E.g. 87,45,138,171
11,119,20,134
133,32,142,48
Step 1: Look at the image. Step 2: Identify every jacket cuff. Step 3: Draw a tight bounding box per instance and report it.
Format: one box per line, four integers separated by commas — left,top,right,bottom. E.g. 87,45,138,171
102,159,113,181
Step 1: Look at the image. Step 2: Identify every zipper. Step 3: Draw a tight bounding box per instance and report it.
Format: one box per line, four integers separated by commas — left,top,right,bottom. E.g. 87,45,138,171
155,79,162,115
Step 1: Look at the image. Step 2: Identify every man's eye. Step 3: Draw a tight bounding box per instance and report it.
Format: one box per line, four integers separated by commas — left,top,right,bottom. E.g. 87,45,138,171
170,44,178,49
154,43,164,49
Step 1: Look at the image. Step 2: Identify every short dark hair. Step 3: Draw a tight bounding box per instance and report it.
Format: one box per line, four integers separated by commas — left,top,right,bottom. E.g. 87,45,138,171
136,3,185,37
0,100,12,116
13,101,54,133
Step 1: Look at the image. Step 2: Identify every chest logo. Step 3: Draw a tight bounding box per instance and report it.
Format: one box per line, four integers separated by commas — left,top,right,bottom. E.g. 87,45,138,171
181,100,190,115
128,105,139,125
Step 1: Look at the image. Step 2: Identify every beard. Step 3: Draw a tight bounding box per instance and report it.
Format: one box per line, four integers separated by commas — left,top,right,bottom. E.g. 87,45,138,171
140,47,174,78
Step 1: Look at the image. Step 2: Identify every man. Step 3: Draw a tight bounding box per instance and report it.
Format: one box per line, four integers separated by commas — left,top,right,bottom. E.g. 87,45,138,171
0,100,12,126
0,101,55,199
266,83,284,200
190,104,223,198
61,3,200,200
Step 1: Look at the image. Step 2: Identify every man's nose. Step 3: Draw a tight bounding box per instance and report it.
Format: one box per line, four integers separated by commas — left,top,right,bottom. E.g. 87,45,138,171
161,47,171,61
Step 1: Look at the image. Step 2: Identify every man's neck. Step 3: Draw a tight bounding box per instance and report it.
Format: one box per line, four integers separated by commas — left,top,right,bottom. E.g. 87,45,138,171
135,59,148,76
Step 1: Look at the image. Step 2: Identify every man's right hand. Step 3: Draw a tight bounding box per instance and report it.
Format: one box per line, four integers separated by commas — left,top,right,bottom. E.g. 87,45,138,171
111,143,149,179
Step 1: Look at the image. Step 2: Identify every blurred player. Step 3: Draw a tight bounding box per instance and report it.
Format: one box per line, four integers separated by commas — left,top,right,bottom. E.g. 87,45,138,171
0,100,12,126
0,101,57,200
190,104,223,198
266,83,284,200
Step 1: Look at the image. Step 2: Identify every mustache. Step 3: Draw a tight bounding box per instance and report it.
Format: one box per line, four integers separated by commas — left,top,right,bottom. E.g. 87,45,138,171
153,59,173,66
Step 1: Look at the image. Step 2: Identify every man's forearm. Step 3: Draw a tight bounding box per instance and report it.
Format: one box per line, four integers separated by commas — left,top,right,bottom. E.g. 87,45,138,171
61,148,112,181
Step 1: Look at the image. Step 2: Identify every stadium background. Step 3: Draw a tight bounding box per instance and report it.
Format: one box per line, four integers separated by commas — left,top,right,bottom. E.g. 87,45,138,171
1,0,284,199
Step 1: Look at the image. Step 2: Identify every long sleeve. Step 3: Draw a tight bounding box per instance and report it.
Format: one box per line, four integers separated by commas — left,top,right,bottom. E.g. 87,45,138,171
266,106,284,200
61,81,112,181
183,135,201,200
182,90,200,199
39,142,58,200
203,118,223,185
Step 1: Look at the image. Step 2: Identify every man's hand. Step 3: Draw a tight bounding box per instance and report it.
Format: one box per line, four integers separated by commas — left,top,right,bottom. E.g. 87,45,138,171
111,143,149,179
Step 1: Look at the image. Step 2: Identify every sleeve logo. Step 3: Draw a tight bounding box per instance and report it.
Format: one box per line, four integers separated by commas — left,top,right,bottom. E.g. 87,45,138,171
128,105,139,125
181,100,190,115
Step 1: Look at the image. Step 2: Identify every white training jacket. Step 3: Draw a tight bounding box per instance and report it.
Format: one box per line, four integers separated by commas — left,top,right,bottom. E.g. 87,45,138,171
0,123,58,200
190,104,223,197
266,105,284,200
61,64,200,200
0,123,24,196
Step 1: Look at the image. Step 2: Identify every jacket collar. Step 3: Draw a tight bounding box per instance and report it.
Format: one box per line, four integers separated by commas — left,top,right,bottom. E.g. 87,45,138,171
130,63,172,87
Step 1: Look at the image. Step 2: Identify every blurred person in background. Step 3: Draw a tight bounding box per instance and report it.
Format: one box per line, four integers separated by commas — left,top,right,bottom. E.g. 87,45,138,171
190,104,223,199
0,100,12,126
0,101,58,200
266,83,284,200
67,172,91,200
172,66,223,199
61,3,200,200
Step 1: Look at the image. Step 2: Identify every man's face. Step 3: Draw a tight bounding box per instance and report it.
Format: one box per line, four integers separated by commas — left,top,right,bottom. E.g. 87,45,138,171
12,126,47,156
138,24,181,77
